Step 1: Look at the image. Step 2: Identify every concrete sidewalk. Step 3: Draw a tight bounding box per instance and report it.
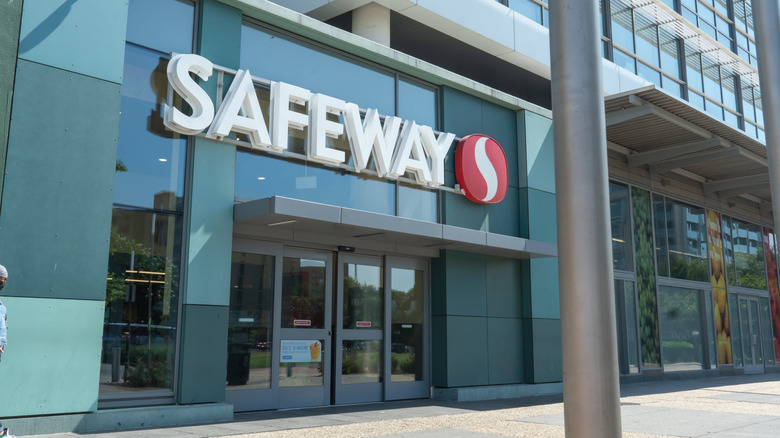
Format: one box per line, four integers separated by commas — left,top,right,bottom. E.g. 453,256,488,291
23,373,780,437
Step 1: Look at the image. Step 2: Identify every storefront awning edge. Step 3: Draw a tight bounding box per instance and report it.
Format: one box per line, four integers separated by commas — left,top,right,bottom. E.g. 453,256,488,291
233,196,557,259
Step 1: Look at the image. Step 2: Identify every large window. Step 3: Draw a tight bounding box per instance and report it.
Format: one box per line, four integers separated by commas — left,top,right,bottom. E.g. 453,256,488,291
235,22,440,222
725,217,767,290
610,182,634,272
655,197,709,283
101,0,194,402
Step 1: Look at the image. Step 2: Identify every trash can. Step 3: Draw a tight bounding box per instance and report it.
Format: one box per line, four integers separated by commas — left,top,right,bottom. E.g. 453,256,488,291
226,343,251,385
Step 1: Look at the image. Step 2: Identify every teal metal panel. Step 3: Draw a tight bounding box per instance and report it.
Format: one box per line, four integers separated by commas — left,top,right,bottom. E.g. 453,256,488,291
523,318,562,383
431,253,447,317
443,251,487,317
518,111,555,194
18,0,128,84
486,256,523,318
445,316,488,387
482,100,519,189
431,315,447,387
487,317,524,384
440,86,484,140
0,297,102,417
485,186,520,237
1,60,118,300
0,0,23,207
442,191,487,231
183,1,241,307
527,188,557,243
521,257,560,320
185,138,236,307
178,304,229,403
199,0,242,68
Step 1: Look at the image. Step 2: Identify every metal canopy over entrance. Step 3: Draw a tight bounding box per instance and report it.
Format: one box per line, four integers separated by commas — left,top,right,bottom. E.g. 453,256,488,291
233,196,557,260
605,86,770,204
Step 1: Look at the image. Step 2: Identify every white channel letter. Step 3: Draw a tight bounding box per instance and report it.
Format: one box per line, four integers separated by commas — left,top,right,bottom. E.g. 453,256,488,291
309,93,346,165
419,125,455,187
474,136,499,202
343,104,401,176
391,121,433,184
206,69,272,149
270,82,311,152
163,54,214,136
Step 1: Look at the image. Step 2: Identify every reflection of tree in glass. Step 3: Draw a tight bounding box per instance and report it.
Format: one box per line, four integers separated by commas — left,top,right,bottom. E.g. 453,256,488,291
632,187,661,367
343,275,382,328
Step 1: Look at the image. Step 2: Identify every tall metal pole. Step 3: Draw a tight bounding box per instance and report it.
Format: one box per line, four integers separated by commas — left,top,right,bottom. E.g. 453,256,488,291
549,2,623,437
752,1,780,237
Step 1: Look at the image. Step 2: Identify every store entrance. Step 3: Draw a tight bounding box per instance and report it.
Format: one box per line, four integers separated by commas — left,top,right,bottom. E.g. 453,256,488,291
225,241,429,412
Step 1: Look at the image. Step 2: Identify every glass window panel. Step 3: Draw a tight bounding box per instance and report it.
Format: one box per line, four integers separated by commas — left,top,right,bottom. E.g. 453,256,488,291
702,57,722,102
633,188,661,368
342,340,382,384
751,300,763,364
399,182,438,222
742,86,756,122
610,182,634,272
625,281,640,373
722,215,736,286
714,0,729,16
706,99,724,120
391,267,424,382
739,299,752,365
715,15,731,33
734,1,748,31
729,293,743,366
126,0,194,54
115,45,186,211
635,15,660,66
732,219,767,290
235,151,396,215
653,194,669,277
343,263,383,330
659,30,680,77
241,24,395,116
611,0,635,52
398,78,437,128
755,89,764,126
282,257,327,329
614,49,637,73
682,0,696,11
227,252,274,389
637,62,662,87
659,286,705,371
722,74,737,110
682,7,698,26
507,0,543,24
279,340,324,387
686,51,704,92
724,110,739,130
665,199,709,283
688,91,706,112
698,1,716,24
101,209,182,393
662,75,683,98
701,22,717,39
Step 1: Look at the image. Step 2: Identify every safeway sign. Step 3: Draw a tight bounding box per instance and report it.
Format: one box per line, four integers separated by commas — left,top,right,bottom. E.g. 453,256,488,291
163,53,507,203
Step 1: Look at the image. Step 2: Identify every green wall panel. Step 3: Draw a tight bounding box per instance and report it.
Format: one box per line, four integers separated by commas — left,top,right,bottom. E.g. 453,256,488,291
178,304,229,403
485,186,521,237
1,60,118,300
431,315,447,387
486,256,523,318
0,297,102,417
442,191,487,231
444,316,489,387
442,251,487,317
487,317,524,384
482,99,519,189
199,0,242,69
522,257,560,320
18,0,128,84
523,318,562,383
518,110,555,193
0,0,23,205
519,188,557,243
440,86,484,142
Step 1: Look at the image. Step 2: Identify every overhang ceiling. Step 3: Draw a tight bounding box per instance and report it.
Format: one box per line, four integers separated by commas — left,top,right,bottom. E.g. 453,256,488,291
605,86,770,203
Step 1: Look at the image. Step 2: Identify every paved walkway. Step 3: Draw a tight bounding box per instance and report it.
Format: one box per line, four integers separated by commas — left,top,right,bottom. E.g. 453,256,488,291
25,373,780,437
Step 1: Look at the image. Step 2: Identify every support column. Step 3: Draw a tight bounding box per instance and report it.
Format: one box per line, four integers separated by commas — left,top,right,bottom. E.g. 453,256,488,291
352,2,390,46
753,1,780,236
549,1,622,437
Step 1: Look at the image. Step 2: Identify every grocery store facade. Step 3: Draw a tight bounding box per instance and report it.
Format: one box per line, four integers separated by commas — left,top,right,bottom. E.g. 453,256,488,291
1,0,779,434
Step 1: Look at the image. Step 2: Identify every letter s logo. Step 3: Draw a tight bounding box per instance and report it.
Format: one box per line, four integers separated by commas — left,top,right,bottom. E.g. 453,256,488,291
455,134,508,204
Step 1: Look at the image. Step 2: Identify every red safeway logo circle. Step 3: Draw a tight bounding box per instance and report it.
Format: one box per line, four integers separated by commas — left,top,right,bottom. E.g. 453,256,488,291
455,134,508,204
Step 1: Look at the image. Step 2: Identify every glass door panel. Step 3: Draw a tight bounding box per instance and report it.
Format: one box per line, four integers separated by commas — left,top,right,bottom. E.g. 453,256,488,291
335,255,383,404
385,257,429,401
278,250,332,408
739,296,764,374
